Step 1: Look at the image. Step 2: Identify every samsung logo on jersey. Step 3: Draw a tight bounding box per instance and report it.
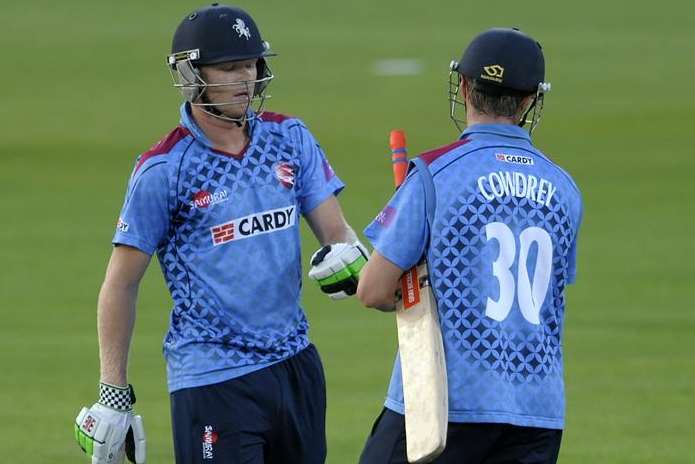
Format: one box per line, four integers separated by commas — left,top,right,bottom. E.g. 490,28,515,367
210,206,296,246
495,153,534,166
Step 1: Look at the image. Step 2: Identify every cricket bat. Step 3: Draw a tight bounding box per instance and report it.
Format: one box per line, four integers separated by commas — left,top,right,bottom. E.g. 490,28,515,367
390,130,448,463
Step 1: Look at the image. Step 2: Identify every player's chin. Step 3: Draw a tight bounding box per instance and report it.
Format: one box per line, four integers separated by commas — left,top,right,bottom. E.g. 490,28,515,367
216,101,250,119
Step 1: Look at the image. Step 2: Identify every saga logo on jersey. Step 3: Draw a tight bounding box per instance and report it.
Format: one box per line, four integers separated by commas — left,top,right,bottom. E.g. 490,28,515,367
495,153,534,166
211,206,296,246
273,162,295,189
190,189,229,209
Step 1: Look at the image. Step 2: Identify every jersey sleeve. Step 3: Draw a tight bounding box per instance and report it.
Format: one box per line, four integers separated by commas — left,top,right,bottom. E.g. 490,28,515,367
294,124,345,214
567,196,583,284
112,160,171,255
363,169,428,271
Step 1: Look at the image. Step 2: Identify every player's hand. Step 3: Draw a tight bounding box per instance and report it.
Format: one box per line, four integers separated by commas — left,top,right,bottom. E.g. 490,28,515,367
308,241,369,300
74,384,146,463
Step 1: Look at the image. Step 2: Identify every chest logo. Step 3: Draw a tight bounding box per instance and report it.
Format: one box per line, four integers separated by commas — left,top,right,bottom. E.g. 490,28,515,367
273,162,296,189
190,189,230,209
211,206,296,246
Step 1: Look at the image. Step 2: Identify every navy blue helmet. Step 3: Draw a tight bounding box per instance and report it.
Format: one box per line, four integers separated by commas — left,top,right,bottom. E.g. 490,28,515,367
449,28,551,133
456,28,546,95
171,4,273,65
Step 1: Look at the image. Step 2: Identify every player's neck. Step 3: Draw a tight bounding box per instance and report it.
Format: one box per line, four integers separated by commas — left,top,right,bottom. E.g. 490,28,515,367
191,106,250,155
466,111,517,127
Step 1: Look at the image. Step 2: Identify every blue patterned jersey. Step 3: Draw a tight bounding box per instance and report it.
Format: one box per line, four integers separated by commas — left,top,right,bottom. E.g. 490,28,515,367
364,124,582,429
113,104,344,392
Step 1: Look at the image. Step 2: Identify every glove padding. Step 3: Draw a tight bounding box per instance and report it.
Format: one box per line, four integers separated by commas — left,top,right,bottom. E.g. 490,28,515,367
308,241,369,300
75,404,146,463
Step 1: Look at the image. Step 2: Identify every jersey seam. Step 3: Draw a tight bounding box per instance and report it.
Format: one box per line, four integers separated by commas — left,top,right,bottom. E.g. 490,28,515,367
123,160,167,210
170,137,197,317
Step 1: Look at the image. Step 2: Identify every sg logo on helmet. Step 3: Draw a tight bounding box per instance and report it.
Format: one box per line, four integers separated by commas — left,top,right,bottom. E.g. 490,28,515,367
481,65,505,83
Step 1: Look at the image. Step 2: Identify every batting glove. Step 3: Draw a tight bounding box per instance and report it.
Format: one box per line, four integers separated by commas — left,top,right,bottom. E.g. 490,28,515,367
74,383,146,463
308,241,369,300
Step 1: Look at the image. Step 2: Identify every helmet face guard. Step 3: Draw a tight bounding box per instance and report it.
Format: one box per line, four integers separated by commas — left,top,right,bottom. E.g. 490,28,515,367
167,47,274,124
448,60,551,135
448,61,467,133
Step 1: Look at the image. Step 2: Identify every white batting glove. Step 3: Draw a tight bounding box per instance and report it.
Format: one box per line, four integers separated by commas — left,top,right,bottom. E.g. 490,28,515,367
308,241,369,300
74,383,146,463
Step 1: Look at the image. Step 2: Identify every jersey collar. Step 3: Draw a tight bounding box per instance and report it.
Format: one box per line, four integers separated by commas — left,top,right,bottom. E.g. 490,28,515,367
179,103,260,148
180,103,212,146
459,124,531,143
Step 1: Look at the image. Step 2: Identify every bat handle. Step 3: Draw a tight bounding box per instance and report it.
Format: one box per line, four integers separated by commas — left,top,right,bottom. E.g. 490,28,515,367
390,129,408,188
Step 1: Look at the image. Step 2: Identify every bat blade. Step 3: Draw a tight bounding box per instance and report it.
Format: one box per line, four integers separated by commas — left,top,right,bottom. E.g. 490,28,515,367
389,130,448,463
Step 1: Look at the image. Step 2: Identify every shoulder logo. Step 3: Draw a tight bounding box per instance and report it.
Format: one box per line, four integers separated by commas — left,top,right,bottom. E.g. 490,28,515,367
321,157,335,181
495,153,534,166
233,18,251,40
116,217,129,233
273,162,295,189
481,64,504,83
190,189,229,209
375,206,396,228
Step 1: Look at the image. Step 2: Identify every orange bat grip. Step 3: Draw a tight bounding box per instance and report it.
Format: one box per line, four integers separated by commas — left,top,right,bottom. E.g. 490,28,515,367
390,130,408,188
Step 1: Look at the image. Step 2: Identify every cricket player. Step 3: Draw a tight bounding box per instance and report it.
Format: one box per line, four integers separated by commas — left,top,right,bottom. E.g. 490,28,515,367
357,28,583,463
73,4,367,463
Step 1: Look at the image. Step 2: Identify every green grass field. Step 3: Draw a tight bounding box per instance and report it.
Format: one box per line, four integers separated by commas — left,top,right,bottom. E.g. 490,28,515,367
1,0,694,462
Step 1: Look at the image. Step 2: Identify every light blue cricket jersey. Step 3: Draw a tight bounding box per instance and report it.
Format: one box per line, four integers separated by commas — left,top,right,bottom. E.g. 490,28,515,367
113,103,344,392
364,124,582,429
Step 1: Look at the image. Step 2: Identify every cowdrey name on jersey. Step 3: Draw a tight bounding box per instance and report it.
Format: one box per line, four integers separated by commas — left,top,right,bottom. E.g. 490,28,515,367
478,170,557,208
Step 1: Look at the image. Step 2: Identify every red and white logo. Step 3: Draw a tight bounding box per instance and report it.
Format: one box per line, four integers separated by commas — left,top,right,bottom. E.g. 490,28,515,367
273,162,295,188
81,414,98,433
202,425,218,460
210,206,296,246
401,267,421,309
495,153,534,166
190,189,229,209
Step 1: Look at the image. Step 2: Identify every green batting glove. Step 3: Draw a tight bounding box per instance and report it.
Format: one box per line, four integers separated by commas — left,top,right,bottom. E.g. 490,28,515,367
308,241,369,300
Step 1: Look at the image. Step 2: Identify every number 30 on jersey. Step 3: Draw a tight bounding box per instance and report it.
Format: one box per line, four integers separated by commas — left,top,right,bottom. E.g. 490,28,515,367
485,222,553,325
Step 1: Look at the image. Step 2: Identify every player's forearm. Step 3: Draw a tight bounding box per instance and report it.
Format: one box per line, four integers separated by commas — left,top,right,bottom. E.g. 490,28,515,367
304,196,360,246
356,252,401,311
315,219,357,246
97,280,139,387
327,224,357,245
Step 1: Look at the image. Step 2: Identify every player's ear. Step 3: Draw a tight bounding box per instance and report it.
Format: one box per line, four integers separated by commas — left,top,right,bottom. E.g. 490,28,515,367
460,77,469,101
518,93,536,120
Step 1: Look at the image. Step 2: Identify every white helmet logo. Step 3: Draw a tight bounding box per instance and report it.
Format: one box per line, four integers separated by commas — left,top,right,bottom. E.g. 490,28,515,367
233,19,251,40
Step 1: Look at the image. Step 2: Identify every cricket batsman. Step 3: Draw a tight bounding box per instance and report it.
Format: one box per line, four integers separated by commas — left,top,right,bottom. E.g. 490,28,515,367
73,4,367,463
357,28,583,463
